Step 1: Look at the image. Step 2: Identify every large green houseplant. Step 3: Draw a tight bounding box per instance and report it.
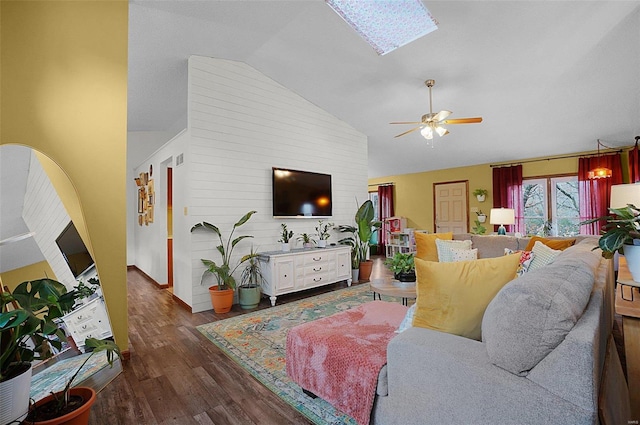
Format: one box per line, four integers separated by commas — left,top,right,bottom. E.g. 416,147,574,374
1,278,79,424
337,200,381,282
583,204,640,280
191,210,257,313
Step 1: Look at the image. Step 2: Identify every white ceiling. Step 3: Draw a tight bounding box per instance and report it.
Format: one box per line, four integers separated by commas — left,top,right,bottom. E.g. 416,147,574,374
129,1,640,178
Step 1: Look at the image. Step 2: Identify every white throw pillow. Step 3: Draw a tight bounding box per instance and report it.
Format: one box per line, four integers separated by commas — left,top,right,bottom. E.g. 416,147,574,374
527,241,561,271
435,239,473,263
451,248,478,262
504,248,536,277
396,303,416,333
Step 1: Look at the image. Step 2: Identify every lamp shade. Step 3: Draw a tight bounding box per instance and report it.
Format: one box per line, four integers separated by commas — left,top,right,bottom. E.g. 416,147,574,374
489,208,515,225
610,183,640,209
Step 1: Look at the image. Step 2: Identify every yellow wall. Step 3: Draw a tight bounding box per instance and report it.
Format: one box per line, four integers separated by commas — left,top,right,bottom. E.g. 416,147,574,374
0,261,57,293
1,1,129,350
369,151,629,233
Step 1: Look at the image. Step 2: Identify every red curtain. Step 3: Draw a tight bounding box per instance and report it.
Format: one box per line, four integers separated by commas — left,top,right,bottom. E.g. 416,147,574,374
378,185,394,252
629,139,640,183
492,165,523,233
578,153,623,235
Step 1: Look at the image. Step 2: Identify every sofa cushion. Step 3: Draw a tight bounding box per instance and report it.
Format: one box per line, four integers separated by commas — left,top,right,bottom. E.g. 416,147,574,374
524,236,576,251
528,240,561,271
451,248,478,262
504,248,535,277
435,239,472,262
413,254,520,340
470,235,518,258
415,232,453,262
482,242,600,376
396,303,416,333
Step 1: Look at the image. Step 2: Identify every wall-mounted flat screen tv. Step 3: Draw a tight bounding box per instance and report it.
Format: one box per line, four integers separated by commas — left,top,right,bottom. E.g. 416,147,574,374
272,167,332,217
55,221,94,278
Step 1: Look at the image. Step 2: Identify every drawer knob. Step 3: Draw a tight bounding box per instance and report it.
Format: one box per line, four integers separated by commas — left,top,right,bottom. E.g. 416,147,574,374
313,277,322,282
313,267,322,272
313,257,322,261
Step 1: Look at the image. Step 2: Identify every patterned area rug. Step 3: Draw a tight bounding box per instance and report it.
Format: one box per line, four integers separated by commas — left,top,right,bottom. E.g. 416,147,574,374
30,351,112,402
197,283,394,425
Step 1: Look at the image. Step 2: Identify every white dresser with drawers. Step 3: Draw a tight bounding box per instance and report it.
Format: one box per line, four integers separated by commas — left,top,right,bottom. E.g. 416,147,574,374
258,245,352,306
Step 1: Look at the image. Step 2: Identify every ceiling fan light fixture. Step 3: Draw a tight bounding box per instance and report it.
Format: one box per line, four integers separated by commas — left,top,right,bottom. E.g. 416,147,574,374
435,126,448,137
420,126,434,140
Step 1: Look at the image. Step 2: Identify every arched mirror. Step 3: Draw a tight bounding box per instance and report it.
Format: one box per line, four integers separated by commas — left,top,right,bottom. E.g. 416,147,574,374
0,144,119,399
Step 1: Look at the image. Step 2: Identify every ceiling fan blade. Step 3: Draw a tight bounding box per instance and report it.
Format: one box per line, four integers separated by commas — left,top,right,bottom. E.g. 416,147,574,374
442,117,483,124
390,121,424,125
432,110,452,122
394,126,422,138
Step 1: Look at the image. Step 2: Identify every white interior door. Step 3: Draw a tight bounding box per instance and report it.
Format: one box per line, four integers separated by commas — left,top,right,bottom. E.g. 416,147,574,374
434,181,468,233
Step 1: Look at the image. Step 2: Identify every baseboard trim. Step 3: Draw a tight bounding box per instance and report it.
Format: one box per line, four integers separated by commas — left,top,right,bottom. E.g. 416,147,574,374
128,265,168,289
172,293,192,313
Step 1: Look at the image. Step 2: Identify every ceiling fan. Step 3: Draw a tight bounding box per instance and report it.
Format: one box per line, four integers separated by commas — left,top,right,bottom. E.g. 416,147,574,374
391,79,482,140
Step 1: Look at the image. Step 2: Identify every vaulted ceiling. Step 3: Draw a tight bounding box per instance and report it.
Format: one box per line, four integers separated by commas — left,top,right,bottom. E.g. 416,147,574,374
129,1,640,178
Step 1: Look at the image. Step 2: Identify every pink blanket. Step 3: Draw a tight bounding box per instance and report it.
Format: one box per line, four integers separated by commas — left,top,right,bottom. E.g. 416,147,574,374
286,301,408,425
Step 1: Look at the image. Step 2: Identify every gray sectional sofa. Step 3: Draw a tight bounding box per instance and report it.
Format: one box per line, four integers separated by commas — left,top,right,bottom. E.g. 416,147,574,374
371,235,629,425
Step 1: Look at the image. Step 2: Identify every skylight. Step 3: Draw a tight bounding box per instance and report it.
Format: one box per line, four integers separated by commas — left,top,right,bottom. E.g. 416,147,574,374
325,0,438,55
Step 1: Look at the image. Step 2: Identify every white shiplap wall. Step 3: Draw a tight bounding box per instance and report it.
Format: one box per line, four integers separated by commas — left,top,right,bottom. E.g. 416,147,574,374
23,152,76,288
133,56,368,313
187,56,368,312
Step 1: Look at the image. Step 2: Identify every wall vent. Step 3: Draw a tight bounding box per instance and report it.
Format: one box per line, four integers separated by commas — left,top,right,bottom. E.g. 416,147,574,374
176,153,184,166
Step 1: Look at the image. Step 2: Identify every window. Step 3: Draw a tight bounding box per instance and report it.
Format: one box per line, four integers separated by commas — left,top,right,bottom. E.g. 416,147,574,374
523,176,580,237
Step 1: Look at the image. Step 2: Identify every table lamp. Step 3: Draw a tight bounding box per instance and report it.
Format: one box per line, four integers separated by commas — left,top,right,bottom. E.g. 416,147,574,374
610,183,640,209
490,208,515,235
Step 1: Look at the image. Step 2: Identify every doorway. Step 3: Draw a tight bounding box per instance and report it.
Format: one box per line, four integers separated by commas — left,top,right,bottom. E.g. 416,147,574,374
433,181,468,233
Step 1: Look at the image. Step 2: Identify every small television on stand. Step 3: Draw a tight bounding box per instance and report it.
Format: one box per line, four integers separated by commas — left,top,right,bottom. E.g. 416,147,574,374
272,167,332,218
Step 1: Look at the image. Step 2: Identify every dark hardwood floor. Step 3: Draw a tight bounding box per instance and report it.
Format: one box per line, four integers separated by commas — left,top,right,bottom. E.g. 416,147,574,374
87,256,626,424
88,256,391,424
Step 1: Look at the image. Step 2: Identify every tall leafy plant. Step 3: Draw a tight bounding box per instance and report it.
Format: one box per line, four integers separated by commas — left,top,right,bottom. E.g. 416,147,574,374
582,204,640,258
337,200,381,266
354,200,381,262
1,278,74,382
191,210,257,290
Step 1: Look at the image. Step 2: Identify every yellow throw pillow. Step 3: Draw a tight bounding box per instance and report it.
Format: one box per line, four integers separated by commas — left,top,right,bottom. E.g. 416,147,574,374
415,232,453,262
412,254,521,340
524,236,575,252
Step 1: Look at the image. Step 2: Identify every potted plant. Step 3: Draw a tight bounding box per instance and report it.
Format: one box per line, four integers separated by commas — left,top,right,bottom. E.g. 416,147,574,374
315,220,334,248
191,210,257,313
238,246,263,310
337,200,381,282
384,252,416,282
297,232,315,248
472,188,488,202
25,337,121,425
278,223,294,252
476,209,487,223
583,204,640,280
0,278,77,425
472,219,487,235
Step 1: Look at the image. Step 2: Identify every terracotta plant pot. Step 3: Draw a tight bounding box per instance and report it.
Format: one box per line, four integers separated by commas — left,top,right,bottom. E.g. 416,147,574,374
26,386,96,425
209,286,234,313
359,260,373,282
